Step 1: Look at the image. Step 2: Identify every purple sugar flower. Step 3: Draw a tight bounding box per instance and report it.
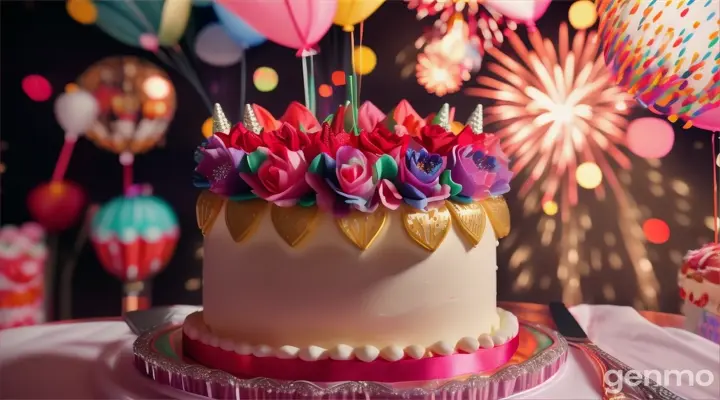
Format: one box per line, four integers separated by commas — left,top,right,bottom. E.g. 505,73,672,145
396,148,451,210
448,144,513,200
194,135,249,197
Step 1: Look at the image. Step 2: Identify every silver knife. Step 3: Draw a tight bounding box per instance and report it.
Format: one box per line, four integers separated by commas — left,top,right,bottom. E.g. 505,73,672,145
124,305,201,335
549,302,686,400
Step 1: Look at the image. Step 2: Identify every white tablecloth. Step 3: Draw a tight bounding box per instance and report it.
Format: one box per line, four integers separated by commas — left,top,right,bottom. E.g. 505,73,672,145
0,305,718,399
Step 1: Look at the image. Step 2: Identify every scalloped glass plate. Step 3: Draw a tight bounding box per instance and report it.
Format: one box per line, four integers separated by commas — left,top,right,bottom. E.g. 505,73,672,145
133,321,568,399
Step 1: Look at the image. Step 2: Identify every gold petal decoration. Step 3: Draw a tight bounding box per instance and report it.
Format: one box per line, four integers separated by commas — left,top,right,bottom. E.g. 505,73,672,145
402,204,452,252
225,200,267,243
196,190,225,236
270,204,319,247
480,196,511,239
336,209,387,250
446,201,487,247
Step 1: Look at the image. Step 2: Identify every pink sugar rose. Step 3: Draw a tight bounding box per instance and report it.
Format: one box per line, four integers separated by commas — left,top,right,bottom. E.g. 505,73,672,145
240,148,311,207
307,146,379,214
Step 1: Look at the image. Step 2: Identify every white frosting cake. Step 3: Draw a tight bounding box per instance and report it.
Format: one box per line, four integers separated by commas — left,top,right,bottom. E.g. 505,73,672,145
197,201,514,361
188,101,517,369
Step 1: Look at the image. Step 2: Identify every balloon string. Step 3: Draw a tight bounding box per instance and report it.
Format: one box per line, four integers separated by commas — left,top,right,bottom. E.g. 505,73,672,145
301,56,310,111
348,31,359,131
358,22,365,97
309,54,316,116
167,49,212,112
239,48,247,121
123,163,133,193
713,132,718,243
52,137,77,182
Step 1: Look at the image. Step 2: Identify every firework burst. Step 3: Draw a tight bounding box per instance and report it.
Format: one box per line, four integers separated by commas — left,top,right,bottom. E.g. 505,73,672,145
466,22,634,217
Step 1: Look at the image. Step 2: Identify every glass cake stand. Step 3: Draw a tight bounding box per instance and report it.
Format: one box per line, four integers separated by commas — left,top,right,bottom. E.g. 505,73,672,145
133,321,568,400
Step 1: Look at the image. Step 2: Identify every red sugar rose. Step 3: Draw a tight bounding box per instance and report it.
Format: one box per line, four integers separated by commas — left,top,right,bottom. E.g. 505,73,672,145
417,124,458,155
358,125,410,158
261,123,311,152
305,123,357,161
229,124,263,152
455,127,488,151
280,101,321,133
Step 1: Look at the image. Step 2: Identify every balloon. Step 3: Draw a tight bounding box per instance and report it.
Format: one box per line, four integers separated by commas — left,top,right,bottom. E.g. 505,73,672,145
597,0,720,127
78,56,176,155
216,0,336,55
483,0,551,27
27,181,87,232
94,0,191,48
333,0,384,31
687,108,720,132
90,190,179,282
54,90,99,136
213,3,265,49
194,23,244,67
626,118,675,159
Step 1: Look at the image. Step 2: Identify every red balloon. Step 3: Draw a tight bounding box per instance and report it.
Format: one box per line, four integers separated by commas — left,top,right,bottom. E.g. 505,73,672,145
27,181,87,232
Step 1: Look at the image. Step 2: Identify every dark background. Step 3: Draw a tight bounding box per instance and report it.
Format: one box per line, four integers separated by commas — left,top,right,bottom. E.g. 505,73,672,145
0,1,713,318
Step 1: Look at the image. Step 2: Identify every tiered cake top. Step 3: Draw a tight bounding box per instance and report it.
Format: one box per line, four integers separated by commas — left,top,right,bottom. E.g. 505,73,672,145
193,101,513,215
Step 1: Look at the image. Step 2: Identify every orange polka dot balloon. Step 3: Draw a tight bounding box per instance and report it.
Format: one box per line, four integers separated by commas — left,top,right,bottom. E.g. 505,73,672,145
597,0,719,130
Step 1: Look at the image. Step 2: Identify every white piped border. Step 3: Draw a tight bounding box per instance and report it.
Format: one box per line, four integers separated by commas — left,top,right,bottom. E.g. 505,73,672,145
183,308,519,363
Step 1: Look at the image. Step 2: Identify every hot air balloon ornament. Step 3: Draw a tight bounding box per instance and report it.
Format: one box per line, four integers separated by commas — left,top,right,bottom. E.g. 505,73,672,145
0,223,47,329
90,185,179,289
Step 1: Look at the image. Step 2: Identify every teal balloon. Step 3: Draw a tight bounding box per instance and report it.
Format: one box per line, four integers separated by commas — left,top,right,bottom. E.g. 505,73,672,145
93,1,191,48
92,195,178,242
213,3,265,49
94,1,164,48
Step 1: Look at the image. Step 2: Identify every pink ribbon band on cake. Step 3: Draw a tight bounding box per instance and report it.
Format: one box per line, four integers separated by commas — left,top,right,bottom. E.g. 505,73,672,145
182,333,520,382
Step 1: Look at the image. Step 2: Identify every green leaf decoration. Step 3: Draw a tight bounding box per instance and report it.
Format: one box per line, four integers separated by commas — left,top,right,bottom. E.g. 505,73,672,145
298,195,316,207
246,150,268,173
298,123,306,133
323,113,335,125
308,153,325,174
450,194,473,204
441,170,462,196
373,154,398,182
230,192,258,201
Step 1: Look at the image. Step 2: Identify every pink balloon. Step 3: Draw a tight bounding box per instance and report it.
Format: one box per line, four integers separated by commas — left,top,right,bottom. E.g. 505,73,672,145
483,0,551,26
22,75,52,102
626,118,675,159
216,0,336,55
687,107,720,132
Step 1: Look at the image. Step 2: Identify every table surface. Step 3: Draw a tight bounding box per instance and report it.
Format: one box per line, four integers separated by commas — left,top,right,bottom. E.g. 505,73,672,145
498,301,686,328
0,303,715,400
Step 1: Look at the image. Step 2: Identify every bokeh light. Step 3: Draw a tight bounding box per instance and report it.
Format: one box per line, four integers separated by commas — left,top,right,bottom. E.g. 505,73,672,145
353,46,377,76
22,75,52,102
704,216,720,232
201,117,213,138
318,84,333,98
576,162,602,189
642,219,670,244
66,0,97,25
331,71,346,86
568,0,597,30
716,154,720,167
253,67,279,92
450,121,464,134
65,83,79,93
542,200,559,216
142,76,171,100
626,118,675,159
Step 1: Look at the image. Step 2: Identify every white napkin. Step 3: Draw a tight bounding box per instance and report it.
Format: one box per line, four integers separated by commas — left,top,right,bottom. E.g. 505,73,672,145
570,304,720,399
